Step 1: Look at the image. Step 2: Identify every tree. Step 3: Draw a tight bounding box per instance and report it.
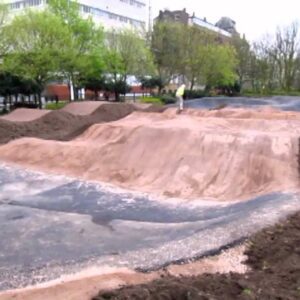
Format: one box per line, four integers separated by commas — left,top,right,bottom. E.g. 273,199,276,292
48,0,105,100
231,34,251,91
248,23,300,93
203,45,237,90
3,10,70,107
105,29,154,100
151,21,185,91
0,1,8,56
139,76,164,93
81,76,106,100
250,39,278,93
183,26,216,90
273,23,299,91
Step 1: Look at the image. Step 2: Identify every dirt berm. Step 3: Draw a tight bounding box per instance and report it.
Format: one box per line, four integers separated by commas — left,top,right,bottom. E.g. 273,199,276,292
0,108,299,201
0,103,165,145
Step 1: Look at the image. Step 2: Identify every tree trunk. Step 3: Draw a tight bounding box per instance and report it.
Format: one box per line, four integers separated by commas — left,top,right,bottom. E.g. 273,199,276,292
38,93,42,109
190,76,195,91
115,91,120,102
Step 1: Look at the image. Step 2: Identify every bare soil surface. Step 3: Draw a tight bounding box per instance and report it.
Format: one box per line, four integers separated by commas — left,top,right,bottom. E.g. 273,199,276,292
94,211,300,300
62,101,108,115
0,103,164,145
0,108,51,122
1,108,299,200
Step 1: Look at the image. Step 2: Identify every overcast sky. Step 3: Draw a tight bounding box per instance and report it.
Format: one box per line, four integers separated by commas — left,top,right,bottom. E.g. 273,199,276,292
151,0,300,42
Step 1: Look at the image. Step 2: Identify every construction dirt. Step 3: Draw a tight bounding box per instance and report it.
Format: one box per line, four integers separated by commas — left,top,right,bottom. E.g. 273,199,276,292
0,108,299,201
0,103,165,145
93,210,300,300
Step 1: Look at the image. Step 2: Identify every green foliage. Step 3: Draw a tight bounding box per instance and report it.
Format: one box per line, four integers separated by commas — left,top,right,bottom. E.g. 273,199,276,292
140,96,163,104
3,10,70,91
104,79,131,101
45,101,68,110
105,29,154,78
231,35,251,91
159,94,176,104
139,76,164,90
0,1,8,55
203,44,238,88
48,0,105,99
151,22,185,88
151,21,238,91
104,29,153,101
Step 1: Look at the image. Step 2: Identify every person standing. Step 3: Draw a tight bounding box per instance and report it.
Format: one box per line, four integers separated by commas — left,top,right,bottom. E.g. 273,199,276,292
175,84,186,113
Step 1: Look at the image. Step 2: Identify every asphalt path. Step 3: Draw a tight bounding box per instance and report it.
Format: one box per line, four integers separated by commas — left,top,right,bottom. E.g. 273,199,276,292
0,164,299,290
184,96,300,111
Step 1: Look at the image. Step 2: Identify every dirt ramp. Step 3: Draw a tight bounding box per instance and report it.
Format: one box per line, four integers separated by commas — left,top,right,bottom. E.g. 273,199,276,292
0,112,299,201
62,101,107,116
0,108,51,122
0,103,158,145
0,111,88,144
90,103,139,122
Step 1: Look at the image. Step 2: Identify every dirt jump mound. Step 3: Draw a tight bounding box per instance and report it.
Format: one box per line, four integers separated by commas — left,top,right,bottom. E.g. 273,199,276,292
62,101,107,116
0,108,51,122
0,108,299,201
0,103,164,145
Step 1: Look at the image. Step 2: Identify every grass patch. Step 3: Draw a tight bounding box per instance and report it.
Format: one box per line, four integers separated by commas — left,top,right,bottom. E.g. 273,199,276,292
140,96,163,105
45,101,68,110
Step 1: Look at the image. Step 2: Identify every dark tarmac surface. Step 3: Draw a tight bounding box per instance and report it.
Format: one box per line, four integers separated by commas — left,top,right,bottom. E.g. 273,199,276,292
185,96,300,111
0,164,300,291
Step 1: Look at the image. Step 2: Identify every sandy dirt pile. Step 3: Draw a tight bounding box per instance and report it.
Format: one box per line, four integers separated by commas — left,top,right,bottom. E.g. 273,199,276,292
0,103,164,145
0,108,299,201
0,108,51,122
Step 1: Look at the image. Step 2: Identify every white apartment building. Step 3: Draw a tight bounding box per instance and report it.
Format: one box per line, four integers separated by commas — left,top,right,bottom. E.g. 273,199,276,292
5,0,148,30
190,16,232,38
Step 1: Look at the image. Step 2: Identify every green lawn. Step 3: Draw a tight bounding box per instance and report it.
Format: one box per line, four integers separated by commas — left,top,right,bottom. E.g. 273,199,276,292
140,96,163,105
45,101,68,110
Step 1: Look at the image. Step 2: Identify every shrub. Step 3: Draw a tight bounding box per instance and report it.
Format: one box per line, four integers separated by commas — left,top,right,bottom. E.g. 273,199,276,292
159,94,177,104
0,108,8,115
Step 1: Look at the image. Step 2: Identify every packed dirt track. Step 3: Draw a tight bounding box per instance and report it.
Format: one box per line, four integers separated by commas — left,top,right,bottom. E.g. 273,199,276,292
0,107,300,200
0,102,165,145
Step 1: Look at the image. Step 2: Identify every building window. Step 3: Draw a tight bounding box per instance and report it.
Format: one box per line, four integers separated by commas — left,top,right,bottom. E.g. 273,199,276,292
109,13,118,20
81,5,91,14
120,0,146,8
119,16,128,23
10,2,22,10
24,0,43,7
